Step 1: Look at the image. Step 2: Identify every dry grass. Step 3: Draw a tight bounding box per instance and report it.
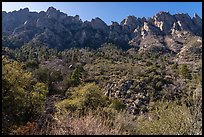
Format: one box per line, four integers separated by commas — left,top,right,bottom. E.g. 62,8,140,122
12,98,202,135
29,111,122,135
16,108,136,135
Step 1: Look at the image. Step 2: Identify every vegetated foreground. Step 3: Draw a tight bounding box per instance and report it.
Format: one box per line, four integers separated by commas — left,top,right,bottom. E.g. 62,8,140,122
2,42,202,135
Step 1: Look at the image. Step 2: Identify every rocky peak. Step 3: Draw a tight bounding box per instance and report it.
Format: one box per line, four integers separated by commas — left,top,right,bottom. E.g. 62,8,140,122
91,17,109,31
18,8,29,14
12,8,30,17
39,11,46,17
173,13,197,33
2,8,31,33
2,7,202,51
46,6,57,13
91,17,105,24
192,13,202,36
2,11,7,14
83,20,91,28
193,13,202,26
74,15,80,21
153,11,175,34
138,17,146,24
121,16,137,26
122,16,142,28
153,11,175,23
110,21,121,32
46,6,67,21
154,11,171,17
111,21,120,26
120,16,142,33
142,21,161,35
174,13,192,20
147,17,154,24
173,13,192,24
194,13,199,18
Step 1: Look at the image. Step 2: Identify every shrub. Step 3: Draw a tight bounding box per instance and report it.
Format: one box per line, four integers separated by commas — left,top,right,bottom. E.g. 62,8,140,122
56,83,109,115
136,100,198,135
109,99,126,111
24,60,39,70
69,65,85,87
33,68,49,83
2,56,48,134
49,70,63,82
179,64,192,80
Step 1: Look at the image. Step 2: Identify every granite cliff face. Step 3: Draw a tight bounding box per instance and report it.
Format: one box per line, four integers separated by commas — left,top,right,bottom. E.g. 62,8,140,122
2,7,202,54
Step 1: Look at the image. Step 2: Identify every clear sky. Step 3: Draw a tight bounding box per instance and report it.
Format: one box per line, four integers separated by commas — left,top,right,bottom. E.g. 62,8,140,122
2,2,202,25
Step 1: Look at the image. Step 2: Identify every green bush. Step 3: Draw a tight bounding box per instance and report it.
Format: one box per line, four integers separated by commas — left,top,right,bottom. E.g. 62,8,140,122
49,70,63,82
109,99,126,111
136,100,197,135
179,64,192,80
33,68,49,83
56,83,108,115
69,65,85,87
24,60,39,70
2,56,48,134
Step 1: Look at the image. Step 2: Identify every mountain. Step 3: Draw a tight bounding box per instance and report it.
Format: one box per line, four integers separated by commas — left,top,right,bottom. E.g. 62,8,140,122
2,7,202,54
2,7,202,135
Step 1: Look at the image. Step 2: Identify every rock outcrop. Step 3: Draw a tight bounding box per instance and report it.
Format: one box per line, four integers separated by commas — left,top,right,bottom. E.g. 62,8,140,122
153,11,176,34
91,17,109,32
2,7,202,53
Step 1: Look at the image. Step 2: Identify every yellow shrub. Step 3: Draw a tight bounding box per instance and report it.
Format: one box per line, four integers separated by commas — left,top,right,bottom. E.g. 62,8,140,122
56,83,108,115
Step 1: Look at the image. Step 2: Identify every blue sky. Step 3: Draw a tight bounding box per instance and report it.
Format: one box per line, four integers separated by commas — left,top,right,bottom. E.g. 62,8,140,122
2,2,202,25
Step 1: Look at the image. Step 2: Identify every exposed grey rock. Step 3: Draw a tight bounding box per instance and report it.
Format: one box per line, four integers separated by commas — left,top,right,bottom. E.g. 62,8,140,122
120,16,143,33
91,17,109,32
78,30,87,45
110,21,122,33
139,35,169,53
153,11,176,34
142,21,163,36
174,13,195,33
46,6,67,22
171,22,181,34
192,13,202,36
128,36,141,47
2,7,202,53
2,8,30,34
